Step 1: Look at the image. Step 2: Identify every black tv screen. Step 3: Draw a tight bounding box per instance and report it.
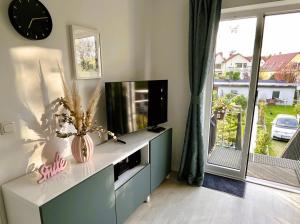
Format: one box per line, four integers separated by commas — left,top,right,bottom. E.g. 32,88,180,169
105,80,168,135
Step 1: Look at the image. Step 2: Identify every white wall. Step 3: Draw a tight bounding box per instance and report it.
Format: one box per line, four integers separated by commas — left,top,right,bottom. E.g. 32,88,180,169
218,86,250,98
151,0,190,171
215,54,224,65
218,86,295,105
0,0,151,223
224,55,251,69
257,88,295,105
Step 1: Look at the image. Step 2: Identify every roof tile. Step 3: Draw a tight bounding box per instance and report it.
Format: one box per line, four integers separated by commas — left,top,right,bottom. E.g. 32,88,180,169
261,52,299,72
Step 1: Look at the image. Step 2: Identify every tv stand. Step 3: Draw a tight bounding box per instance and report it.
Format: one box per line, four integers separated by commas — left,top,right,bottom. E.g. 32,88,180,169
2,128,172,224
148,126,166,133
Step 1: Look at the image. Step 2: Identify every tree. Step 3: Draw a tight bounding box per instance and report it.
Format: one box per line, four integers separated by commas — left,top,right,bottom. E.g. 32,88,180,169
274,62,300,83
225,71,240,80
231,95,247,110
258,100,266,125
255,128,272,155
213,93,247,146
212,96,233,112
232,71,241,80
212,90,218,102
294,103,300,115
222,93,247,110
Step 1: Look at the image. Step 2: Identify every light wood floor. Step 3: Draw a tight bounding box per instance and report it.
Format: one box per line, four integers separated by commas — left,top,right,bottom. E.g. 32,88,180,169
126,176,300,224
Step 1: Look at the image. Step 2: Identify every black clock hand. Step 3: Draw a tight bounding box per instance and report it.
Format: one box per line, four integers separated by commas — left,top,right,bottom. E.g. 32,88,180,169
28,17,49,29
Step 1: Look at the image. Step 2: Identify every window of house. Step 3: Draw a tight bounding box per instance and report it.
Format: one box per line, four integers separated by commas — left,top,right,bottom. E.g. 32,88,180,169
292,62,300,70
215,63,222,69
243,63,247,68
235,63,243,68
272,91,280,99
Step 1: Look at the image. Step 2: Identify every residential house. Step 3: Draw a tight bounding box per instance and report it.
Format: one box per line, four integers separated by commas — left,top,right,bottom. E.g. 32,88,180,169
214,53,252,79
261,56,270,66
260,52,300,80
215,53,273,80
246,56,269,66
223,53,252,79
215,52,226,76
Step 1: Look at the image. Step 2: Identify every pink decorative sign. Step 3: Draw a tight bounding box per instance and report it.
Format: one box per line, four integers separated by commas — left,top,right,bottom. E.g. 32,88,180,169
37,153,68,184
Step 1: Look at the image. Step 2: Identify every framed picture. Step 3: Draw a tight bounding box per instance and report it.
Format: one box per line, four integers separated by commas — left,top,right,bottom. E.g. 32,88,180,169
70,25,102,79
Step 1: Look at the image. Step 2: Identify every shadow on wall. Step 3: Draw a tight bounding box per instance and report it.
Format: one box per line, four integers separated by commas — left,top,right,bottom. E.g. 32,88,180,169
0,44,107,224
0,47,70,224
19,63,69,173
10,47,70,171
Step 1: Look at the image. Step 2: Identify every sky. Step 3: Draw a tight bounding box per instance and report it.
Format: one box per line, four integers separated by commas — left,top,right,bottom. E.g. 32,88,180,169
215,12,300,58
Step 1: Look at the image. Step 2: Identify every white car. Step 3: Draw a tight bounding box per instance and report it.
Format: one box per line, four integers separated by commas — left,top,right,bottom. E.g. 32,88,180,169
271,114,299,141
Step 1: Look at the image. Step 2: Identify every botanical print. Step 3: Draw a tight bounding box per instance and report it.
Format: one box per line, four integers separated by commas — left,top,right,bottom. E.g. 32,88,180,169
74,35,99,78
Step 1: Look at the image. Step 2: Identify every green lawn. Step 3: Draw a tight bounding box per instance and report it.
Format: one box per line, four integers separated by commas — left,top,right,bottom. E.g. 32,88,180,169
264,105,297,157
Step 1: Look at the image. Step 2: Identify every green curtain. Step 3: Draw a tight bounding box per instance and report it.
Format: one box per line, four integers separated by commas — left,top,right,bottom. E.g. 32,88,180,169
178,0,222,186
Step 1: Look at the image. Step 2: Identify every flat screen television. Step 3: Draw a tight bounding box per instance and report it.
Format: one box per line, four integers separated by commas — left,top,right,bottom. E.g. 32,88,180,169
105,80,168,135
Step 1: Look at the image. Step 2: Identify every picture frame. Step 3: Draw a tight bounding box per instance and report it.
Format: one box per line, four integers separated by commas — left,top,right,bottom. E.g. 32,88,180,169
70,25,102,79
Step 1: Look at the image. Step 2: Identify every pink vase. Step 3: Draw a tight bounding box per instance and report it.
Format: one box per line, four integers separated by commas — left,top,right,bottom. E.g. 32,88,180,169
71,134,94,163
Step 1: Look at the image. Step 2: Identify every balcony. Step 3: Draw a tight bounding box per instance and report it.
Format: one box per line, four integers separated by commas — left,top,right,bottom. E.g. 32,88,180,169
208,112,300,187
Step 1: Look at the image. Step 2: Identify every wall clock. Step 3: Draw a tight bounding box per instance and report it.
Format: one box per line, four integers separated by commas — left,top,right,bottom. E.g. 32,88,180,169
8,0,52,40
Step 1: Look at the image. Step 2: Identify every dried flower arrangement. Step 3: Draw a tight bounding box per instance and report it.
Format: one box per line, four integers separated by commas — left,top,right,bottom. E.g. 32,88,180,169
55,65,117,141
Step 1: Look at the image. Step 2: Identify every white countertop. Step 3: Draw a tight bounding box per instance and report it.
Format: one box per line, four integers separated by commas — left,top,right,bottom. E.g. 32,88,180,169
2,128,169,207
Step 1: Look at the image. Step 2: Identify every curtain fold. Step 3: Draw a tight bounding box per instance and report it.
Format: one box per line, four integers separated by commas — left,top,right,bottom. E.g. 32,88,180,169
178,0,222,186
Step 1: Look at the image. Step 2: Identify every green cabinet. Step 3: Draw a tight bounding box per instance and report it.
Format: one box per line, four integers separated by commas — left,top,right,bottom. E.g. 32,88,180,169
40,165,116,224
115,165,150,224
39,129,171,224
150,129,172,192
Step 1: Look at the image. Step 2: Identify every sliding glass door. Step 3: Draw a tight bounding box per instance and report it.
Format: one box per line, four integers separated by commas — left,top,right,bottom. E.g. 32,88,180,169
206,17,258,179
205,5,300,189
247,12,300,188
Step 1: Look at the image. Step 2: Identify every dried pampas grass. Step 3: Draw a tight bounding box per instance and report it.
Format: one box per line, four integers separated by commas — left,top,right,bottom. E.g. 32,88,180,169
71,81,83,132
86,82,101,128
57,63,101,135
58,63,74,112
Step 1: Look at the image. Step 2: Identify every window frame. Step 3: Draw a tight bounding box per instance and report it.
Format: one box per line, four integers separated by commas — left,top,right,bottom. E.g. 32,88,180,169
235,63,243,68
272,90,280,99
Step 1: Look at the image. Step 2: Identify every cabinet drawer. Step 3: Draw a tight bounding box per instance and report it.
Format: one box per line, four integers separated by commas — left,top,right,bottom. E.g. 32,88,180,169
115,165,150,224
40,165,116,224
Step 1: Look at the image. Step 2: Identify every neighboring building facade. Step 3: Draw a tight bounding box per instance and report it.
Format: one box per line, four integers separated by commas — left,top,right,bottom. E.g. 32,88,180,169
215,52,226,76
223,53,252,79
260,52,300,80
214,80,297,105
260,56,270,66
214,53,258,80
